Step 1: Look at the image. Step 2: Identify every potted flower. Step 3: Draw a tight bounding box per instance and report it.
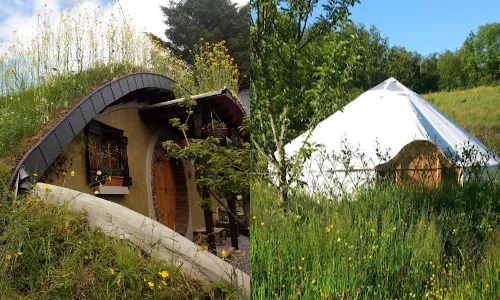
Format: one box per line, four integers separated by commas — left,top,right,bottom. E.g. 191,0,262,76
101,165,124,186
202,120,227,138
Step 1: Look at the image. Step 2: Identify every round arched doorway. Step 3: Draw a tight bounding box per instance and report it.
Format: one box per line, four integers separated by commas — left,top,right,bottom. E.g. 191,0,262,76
151,139,190,235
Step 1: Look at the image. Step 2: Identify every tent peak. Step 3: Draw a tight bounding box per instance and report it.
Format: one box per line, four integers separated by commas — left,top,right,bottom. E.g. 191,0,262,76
369,77,412,93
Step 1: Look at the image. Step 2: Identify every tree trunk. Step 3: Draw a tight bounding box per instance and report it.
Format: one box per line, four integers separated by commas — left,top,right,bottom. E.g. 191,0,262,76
202,188,217,255
227,198,239,250
242,195,250,229
277,142,288,208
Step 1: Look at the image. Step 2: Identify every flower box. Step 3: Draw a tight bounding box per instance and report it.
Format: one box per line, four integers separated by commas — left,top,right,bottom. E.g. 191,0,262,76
103,176,124,187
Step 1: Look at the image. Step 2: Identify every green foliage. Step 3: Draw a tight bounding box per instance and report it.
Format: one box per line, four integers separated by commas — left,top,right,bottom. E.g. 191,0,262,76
460,23,500,87
347,24,389,91
162,40,241,104
0,195,229,299
386,46,423,91
437,51,464,91
251,0,359,152
420,53,440,93
331,22,500,95
251,0,359,205
162,136,250,201
159,0,250,83
251,180,500,299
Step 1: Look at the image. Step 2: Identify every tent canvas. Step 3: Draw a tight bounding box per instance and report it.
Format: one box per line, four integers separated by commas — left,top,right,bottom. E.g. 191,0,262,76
284,78,500,195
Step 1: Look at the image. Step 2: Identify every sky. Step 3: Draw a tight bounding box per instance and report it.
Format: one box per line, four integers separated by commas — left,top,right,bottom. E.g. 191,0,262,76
0,0,249,44
318,0,500,55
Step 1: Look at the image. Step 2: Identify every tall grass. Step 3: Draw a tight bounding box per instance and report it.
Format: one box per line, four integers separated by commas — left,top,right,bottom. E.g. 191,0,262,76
251,180,500,299
0,193,235,299
0,2,185,159
0,64,145,157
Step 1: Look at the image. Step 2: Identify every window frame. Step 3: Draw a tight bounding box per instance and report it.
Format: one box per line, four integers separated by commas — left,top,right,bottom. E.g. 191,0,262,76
85,120,132,187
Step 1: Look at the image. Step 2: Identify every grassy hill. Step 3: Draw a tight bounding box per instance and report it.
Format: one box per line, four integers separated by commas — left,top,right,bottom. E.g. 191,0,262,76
424,86,500,154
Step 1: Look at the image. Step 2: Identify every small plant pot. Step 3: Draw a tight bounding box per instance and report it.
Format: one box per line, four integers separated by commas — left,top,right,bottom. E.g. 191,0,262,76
202,128,228,139
103,176,124,187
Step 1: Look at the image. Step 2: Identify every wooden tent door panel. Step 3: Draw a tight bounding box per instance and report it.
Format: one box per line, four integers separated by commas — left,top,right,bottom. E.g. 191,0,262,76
153,147,177,229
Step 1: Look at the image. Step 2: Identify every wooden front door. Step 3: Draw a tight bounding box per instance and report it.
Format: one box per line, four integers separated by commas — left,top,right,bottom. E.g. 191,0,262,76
153,145,177,229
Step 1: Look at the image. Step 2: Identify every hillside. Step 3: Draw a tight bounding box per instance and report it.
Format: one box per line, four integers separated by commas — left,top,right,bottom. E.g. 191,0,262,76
424,86,500,154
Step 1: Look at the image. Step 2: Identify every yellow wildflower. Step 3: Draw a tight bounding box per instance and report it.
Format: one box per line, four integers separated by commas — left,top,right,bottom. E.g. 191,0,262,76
148,281,154,288
109,268,116,275
221,249,228,258
158,270,169,278
94,191,99,195
43,184,49,190
97,170,102,175
70,171,75,177
5,254,11,260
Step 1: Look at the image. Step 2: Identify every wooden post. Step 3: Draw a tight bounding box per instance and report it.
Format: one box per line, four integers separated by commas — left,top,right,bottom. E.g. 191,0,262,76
227,198,239,250
193,109,203,139
202,188,217,255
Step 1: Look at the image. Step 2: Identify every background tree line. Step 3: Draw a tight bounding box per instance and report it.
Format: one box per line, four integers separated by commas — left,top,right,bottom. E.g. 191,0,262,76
346,22,500,94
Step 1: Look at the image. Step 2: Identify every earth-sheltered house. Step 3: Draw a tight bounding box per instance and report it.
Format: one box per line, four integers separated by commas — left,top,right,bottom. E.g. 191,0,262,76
9,72,247,242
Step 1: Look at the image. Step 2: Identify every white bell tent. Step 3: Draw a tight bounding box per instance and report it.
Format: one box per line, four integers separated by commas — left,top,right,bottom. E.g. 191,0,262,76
284,77,500,195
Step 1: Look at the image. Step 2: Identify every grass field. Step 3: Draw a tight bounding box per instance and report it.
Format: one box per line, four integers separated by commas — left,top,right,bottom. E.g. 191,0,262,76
251,86,500,299
251,180,500,299
424,86,500,154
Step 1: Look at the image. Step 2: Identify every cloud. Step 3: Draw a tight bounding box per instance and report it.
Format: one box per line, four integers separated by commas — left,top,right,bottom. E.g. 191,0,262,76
0,0,250,44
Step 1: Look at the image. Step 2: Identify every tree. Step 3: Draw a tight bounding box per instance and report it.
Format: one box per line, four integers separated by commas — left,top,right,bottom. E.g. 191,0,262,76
348,24,390,91
419,53,439,93
437,50,463,91
159,0,250,84
386,46,423,92
251,0,359,207
460,23,500,87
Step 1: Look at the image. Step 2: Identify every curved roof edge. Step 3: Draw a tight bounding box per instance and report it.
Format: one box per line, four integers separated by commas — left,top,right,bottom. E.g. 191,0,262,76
10,72,176,193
